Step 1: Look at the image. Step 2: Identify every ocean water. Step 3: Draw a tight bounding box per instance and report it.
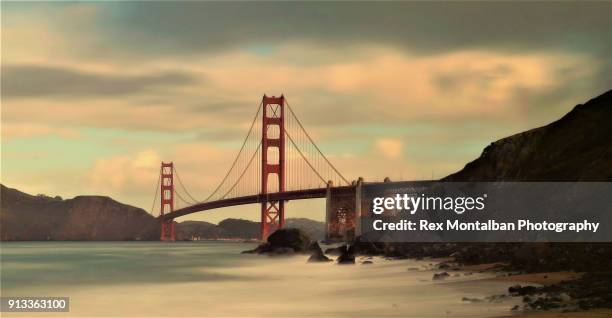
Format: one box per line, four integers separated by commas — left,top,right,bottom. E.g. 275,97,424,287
1,242,521,317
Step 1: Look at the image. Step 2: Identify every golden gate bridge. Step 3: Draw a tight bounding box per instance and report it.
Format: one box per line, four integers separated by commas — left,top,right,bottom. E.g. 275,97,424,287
150,94,411,241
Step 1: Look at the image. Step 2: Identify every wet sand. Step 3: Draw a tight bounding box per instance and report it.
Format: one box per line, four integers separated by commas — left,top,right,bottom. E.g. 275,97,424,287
475,268,606,318
490,271,583,286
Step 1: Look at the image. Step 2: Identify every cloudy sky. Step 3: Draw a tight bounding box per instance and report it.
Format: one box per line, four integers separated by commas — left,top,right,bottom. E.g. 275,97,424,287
2,2,610,222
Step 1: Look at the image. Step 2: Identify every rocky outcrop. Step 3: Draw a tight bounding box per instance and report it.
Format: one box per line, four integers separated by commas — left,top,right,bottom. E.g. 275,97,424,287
308,242,331,262
243,228,314,255
444,90,612,182
432,272,450,280
336,245,356,264
268,228,313,252
508,272,612,311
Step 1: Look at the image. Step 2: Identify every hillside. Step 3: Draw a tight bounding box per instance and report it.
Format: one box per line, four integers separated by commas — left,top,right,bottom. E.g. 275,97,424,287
176,218,325,241
444,90,612,181
1,185,325,241
174,220,223,240
0,185,159,241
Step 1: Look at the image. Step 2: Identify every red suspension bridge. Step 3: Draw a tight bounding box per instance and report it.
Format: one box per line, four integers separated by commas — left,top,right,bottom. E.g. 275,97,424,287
151,94,409,241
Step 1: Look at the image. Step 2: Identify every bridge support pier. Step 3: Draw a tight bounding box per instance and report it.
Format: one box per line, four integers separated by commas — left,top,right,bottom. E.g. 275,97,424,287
160,162,175,241
325,179,362,242
160,219,175,241
261,95,286,240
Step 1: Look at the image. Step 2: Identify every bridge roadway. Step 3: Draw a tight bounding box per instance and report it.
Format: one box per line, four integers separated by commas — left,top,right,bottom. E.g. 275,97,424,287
161,186,353,220
162,180,432,221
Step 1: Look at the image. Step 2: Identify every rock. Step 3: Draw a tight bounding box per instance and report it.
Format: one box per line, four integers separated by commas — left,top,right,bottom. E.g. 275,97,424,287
308,242,332,262
362,260,373,265
559,293,571,302
508,284,521,292
437,262,451,269
337,245,356,264
443,90,612,183
267,228,312,252
241,228,312,255
433,272,450,280
511,305,520,311
508,285,537,296
485,294,508,303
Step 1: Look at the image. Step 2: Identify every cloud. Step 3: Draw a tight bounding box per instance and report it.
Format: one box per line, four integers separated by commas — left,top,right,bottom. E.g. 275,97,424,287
2,47,603,137
374,138,403,159
91,2,611,59
84,144,236,205
2,64,198,98
1,123,81,140
87,150,161,194
192,47,602,126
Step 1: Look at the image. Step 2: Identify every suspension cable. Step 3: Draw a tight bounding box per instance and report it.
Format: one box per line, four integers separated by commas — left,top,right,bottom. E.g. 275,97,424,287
149,166,161,215
220,141,262,199
201,101,263,202
174,188,196,206
284,128,327,184
173,166,199,203
284,99,349,185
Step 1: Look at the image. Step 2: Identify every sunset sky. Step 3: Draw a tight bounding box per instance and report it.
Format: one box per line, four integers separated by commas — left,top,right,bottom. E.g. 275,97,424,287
2,2,610,223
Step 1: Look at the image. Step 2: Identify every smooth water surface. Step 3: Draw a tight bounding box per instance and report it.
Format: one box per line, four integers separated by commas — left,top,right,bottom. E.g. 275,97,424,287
1,242,520,317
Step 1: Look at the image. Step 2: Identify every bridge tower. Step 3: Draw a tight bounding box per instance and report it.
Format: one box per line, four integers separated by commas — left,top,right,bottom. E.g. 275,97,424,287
261,95,286,240
160,162,175,241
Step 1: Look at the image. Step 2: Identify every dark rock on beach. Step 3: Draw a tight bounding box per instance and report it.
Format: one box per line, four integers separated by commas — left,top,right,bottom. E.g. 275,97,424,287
308,242,331,262
433,272,450,280
242,228,314,256
267,228,313,252
515,272,612,311
509,285,538,296
337,245,356,264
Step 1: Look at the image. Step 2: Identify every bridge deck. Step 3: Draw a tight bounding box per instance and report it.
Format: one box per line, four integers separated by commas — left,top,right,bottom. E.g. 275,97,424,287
162,181,435,220
162,187,348,220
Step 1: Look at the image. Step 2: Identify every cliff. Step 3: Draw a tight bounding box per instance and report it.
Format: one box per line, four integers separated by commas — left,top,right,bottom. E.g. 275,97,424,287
444,90,612,181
